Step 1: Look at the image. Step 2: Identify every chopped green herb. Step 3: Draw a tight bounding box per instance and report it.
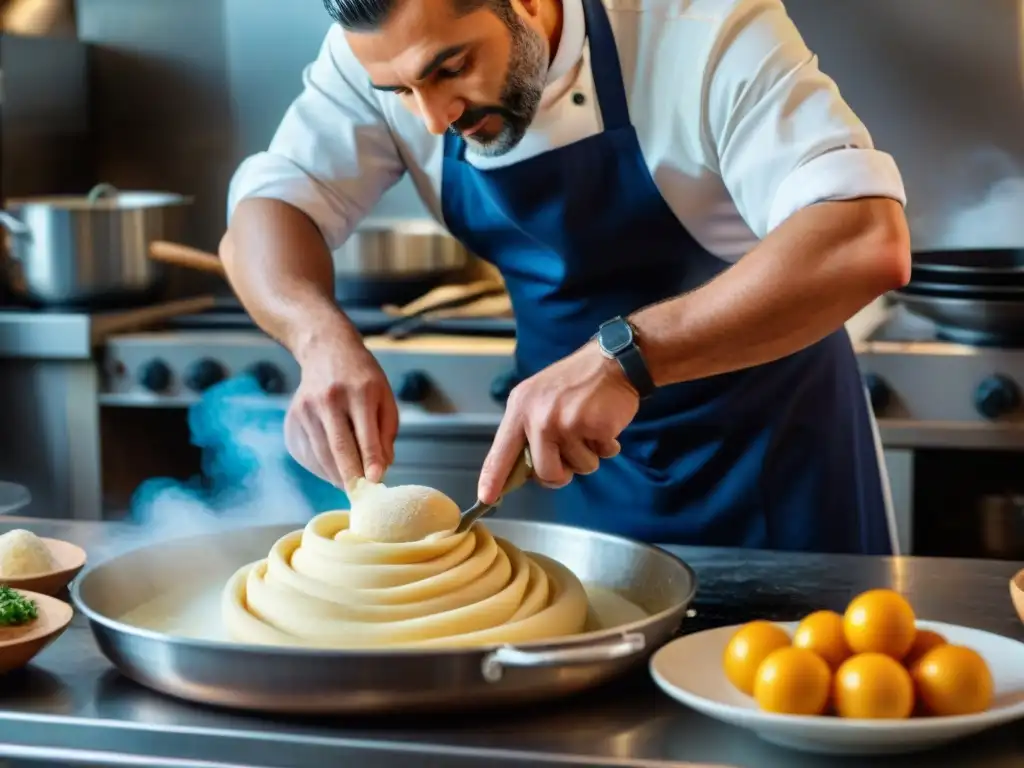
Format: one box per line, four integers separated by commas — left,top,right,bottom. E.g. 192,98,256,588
0,586,38,626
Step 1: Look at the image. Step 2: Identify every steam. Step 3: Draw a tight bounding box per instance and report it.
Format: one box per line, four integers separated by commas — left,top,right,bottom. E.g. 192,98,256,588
126,376,347,545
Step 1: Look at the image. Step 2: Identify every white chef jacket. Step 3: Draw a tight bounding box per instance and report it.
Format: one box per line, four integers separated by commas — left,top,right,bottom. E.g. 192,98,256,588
228,0,907,262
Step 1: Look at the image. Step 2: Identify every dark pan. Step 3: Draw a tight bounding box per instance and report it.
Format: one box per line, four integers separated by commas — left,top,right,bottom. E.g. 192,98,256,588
911,265,1024,288
912,249,1024,275
903,280,1024,298
893,290,1024,346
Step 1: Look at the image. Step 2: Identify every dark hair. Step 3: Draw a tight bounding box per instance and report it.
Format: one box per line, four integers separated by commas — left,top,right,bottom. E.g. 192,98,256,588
323,0,510,30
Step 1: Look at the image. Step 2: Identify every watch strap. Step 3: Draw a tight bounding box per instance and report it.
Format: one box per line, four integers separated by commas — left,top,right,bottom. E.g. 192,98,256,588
616,342,656,399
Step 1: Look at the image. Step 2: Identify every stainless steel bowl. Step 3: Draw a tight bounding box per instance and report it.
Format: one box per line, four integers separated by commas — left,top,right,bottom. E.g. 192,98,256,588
332,219,472,306
72,519,696,715
0,183,192,306
335,219,470,277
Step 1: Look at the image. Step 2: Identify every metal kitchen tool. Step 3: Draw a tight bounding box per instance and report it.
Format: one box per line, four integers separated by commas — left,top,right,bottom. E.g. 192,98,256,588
71,518,697,714
0,183,192,306
457,447,533,534
384,281,509,340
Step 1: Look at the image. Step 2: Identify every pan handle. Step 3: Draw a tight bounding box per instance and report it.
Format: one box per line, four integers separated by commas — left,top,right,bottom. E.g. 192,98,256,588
480,632,646,683
149,240,227,276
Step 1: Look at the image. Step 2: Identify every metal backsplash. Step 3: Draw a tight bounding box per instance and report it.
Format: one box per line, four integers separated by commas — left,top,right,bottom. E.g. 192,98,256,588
77,0,1024,252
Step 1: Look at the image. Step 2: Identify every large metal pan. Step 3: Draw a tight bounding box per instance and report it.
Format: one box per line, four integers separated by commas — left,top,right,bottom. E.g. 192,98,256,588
71,519,696,715
902,280,1024,298
892,290,1024,345
912,249,1024,278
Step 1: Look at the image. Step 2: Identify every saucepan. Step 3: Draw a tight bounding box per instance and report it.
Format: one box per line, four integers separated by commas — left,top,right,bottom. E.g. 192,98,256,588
0,183,192,306
154,219,474,308
71,518,697,714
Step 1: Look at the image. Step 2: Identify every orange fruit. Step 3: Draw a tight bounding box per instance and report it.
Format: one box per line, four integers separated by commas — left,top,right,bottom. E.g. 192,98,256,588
722,621,791,695
903,629,948,668
793,610,852,670
843,589,917,660
834,653,915,719
753,647,832,715
910,645,993,716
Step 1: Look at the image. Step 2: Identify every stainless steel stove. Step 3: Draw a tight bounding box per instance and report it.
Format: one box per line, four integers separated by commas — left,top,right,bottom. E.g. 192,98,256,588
857,303,1024,448
857,301,1024,560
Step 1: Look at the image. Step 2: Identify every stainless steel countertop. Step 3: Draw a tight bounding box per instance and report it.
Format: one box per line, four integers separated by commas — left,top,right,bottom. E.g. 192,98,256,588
0,517,1022,768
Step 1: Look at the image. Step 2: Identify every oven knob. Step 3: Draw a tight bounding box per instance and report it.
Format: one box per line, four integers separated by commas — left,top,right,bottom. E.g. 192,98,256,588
138,359,172,393
863,373,891,413
974,375,1020,420
490,369,520,404
184,358,226,393
396,371,431,403
248,362,286,395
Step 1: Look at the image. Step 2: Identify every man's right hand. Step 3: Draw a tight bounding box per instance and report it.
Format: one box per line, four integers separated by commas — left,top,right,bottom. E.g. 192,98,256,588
283,337,399,491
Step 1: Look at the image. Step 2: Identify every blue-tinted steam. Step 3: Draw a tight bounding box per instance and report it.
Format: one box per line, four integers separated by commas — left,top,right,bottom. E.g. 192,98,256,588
130,376,347,537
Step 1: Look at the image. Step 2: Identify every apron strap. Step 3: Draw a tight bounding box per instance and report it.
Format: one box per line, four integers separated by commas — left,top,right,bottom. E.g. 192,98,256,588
443,130,465,160
580,0,631,131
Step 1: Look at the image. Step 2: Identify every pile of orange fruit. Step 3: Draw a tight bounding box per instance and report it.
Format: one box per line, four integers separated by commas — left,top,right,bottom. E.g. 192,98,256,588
722,589,994,718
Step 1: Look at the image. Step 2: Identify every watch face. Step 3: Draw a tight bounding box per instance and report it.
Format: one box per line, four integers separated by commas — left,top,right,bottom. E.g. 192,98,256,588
600,319,633,355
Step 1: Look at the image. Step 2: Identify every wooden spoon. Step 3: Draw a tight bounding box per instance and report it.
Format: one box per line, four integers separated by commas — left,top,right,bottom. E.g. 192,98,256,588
1012,569,1024,625
0,590,73,674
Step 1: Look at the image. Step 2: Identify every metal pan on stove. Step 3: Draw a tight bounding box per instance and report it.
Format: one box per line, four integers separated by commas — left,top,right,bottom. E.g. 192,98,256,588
892,289,1024,346
901,280,1024,298
71,519,697,715
912,249,1024,277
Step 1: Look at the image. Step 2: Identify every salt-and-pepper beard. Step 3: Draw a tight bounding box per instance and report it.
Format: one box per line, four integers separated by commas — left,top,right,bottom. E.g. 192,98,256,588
450,13,547,156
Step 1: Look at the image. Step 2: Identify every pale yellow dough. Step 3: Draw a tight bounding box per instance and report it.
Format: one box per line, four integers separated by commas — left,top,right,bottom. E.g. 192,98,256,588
347,479,459,543
221,511,589,648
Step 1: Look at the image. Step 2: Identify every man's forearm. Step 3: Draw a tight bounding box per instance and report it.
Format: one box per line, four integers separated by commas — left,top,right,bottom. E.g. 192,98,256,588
631,198,911,386
220,198,362,361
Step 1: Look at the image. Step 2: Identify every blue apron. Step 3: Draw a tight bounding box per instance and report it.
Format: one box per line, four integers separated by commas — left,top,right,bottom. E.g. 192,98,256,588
440,0,891,554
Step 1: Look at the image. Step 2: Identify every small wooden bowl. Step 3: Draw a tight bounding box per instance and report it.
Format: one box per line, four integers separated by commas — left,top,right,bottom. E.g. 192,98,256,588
0,538,87,596
0,590,73,675
1012,569,1024,625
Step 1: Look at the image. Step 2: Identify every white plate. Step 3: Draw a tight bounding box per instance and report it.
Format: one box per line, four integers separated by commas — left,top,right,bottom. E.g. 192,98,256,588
650,620,1024,755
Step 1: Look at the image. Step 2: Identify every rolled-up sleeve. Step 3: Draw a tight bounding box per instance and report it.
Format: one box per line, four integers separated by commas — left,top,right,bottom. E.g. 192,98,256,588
227,27,406,249
701,0,906,238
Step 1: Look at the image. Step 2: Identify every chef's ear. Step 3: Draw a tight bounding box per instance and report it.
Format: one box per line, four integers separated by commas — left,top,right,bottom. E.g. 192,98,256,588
509,0,543,23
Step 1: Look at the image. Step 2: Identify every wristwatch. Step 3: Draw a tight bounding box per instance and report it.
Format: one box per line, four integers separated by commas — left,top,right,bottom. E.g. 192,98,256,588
595,316,656,399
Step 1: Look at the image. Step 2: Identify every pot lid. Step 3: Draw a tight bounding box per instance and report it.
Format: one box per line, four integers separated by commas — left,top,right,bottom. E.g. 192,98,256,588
5,183,192,211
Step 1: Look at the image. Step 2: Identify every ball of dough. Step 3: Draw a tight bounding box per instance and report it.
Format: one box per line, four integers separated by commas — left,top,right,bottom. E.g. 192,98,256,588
0,529,56,577
348,482,460,542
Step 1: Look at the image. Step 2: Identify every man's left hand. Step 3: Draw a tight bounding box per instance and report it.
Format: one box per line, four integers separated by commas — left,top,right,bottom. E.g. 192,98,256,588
478,341,640,504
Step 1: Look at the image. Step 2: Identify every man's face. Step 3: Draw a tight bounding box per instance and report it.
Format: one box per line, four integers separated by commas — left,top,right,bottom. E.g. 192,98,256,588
346,0,549,156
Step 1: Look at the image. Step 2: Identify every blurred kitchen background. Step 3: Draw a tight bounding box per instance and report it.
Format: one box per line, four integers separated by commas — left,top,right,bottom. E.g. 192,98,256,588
2,0,1024,560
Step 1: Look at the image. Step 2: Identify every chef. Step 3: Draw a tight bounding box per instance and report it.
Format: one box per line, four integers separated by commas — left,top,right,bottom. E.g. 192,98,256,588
221,0,911,554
